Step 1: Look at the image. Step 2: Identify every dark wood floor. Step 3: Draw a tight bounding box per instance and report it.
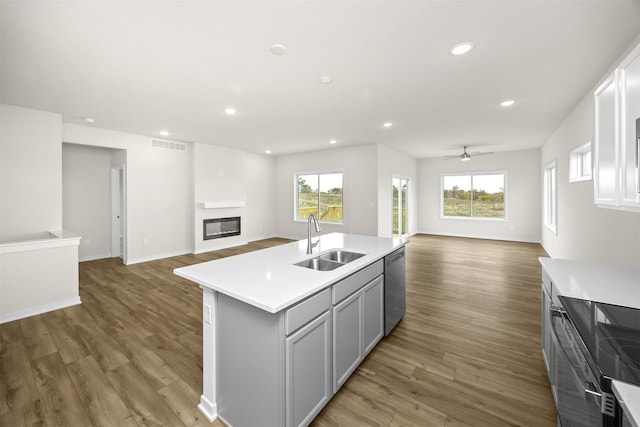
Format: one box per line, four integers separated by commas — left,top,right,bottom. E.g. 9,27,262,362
0,234,556,426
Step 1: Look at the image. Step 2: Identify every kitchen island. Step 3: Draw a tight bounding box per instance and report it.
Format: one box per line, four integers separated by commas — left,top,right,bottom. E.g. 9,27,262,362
174,233,406,427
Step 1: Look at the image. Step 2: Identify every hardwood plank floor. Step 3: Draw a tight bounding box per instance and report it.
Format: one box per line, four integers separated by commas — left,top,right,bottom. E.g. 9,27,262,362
0,235,556,426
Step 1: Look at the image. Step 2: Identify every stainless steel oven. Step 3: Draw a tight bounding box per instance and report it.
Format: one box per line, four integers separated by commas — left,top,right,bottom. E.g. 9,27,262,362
549,299,617,426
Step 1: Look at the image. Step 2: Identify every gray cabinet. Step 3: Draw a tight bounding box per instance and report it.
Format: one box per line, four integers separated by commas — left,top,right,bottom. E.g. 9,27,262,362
217,288,332,427
216,258,387,427
285,310,332,427
332,260,384,393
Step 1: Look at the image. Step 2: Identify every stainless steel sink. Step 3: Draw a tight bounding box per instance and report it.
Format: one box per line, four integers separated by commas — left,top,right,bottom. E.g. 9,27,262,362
294,257,343,271
294,250,365,271
319,250,365,264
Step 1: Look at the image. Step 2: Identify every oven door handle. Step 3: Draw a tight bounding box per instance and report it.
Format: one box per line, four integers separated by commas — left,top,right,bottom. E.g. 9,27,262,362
549,305,602,401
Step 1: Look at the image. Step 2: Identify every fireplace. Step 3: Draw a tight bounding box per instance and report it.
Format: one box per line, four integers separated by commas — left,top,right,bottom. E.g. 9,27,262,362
203,217,241,240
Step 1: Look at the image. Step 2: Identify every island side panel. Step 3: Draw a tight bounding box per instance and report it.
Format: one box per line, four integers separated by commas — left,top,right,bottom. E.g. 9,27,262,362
199,287,217,421
217,292,285,427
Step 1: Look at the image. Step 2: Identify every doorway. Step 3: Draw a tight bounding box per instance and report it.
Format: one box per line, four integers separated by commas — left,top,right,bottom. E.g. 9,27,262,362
392,176,409,238
111,164,126,261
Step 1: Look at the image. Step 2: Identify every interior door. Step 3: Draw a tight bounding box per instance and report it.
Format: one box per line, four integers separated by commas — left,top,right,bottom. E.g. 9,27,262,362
111,165,125,259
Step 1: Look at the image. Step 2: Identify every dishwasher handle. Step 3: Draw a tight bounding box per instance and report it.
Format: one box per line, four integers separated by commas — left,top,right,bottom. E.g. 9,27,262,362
386,248,405,266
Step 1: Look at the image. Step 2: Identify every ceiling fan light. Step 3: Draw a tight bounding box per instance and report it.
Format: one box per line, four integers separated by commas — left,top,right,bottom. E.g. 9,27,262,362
460,153,471,161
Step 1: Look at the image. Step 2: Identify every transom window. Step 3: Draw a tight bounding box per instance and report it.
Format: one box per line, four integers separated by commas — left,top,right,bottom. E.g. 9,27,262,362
569,141,592,182
296,172,343,223
441,172,506,220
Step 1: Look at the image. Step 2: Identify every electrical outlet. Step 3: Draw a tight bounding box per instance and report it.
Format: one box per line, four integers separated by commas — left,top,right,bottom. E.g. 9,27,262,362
204,304,212,324
143,238,149,245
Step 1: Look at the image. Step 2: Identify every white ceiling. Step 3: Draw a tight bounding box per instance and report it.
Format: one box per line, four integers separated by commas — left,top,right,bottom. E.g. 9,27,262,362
2,1,640,158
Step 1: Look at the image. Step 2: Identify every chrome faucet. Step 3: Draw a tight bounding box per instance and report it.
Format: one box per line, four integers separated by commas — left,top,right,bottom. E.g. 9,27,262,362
306,213,322,254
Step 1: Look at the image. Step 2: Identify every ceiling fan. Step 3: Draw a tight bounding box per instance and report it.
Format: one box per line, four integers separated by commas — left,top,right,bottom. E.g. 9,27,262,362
442,145,494,161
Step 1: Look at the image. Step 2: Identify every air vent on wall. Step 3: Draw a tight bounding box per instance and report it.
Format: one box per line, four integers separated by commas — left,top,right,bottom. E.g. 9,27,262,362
150,139,187,152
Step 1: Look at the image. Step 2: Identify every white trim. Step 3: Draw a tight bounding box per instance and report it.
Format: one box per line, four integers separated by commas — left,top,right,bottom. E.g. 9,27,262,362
417,230,540,244
200,201,246,209
543,160,558,236
125,249,191,265
193,240,248,255
0,297,82,324
79,253,113,262
440,170,508,221
0,233,81,254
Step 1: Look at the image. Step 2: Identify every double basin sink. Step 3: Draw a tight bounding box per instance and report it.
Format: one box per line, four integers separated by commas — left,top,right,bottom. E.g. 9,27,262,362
295,250,365,271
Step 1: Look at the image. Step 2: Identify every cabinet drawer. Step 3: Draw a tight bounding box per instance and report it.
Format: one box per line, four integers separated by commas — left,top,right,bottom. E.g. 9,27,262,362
332,260,383,305
285,288,331,336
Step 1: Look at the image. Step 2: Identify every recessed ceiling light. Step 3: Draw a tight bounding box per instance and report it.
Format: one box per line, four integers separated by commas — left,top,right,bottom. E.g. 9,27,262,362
450,42,474,56
265,149,272,154
160,130,169,137
383,122,393,128
270,44,287,55
500,99,516,107
224,107,237,115
329,139,337,145
319,76,333,84
83,117,95,124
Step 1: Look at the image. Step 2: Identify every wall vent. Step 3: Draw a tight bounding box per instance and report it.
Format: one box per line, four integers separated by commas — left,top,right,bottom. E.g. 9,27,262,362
150,139,187,152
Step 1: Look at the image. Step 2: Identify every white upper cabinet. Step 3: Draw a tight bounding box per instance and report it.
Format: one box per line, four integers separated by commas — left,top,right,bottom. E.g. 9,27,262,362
620,45,640,207
594,43,640,212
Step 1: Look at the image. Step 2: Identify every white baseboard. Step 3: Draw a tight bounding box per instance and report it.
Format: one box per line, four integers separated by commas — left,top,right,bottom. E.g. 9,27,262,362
79,253,112,262
198,395,217,422
248,233,277,242
194,240,248,255
0,296,82,324
416,230,541,244
126,249,191,265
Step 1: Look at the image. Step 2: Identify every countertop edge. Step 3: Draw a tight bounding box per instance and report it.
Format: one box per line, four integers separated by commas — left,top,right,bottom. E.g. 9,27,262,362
174,233,407,314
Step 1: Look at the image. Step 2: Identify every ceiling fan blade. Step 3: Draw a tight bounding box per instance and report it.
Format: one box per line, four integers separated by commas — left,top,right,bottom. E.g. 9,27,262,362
469,151,494,156
441,155,461,160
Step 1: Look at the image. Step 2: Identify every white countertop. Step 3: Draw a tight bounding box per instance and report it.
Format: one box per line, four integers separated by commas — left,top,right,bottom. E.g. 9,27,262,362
540,257,640,424
613,380,640,427
539,257,640,309
174,233,405,313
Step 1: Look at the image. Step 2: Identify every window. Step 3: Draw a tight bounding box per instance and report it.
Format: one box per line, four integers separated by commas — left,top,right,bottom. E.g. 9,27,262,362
544,161,557,234
392,176,409,238
296,172,343,223
441,172,506,219
569,141,592,182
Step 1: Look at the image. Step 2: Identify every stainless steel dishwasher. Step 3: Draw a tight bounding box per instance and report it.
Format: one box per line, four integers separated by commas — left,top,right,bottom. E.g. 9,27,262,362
384,246,406,335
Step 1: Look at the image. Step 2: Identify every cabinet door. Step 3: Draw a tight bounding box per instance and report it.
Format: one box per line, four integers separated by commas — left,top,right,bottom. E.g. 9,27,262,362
332,291,362,393
285,310,332,427
620,47,640,207
362,276,384,356
541,284,557,404
594,71,621,206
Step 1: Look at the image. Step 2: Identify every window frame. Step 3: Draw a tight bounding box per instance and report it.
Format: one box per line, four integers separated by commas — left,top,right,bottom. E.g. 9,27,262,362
294,170,344,224
569,141,592,183
440,170,508,221
543,160,558,235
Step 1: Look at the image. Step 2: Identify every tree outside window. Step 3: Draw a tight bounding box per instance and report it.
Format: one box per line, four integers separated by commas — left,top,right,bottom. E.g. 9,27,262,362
296,172,343,223
442,173,506,219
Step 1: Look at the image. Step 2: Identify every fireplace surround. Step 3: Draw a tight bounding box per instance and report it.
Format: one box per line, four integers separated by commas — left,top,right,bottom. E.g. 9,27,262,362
203,217,241,240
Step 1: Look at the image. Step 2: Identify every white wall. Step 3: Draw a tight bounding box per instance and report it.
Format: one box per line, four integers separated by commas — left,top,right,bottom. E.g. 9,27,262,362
62,143,112,261
541,76,640,266
418,149,542,243
246,152,277,241
62,124,192,264
376,144,418,238
193,142,247,253
0,104,63,241
275,145,379,239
